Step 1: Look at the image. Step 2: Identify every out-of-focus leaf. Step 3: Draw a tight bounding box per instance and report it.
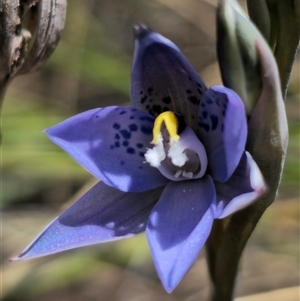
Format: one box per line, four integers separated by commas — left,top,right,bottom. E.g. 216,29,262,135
280,122,300,196
4,251,101,299
49,41,130,95
2,95,90,205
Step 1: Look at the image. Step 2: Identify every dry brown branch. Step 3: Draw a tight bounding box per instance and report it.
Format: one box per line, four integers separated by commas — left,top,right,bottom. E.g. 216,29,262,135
0,0,67,106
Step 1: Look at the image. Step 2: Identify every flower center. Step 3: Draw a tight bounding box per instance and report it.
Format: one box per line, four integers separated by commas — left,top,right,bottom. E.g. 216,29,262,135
145,111,208,180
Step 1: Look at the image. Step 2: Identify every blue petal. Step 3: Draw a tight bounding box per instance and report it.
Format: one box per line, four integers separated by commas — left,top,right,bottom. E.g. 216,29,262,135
146,176,215,292
214,152,267,219
12,182,165,260
45,106,169,192
198,86,247,182
131,23,207,132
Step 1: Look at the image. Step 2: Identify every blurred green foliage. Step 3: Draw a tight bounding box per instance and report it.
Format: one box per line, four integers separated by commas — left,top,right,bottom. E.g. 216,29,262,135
2,95,90,206
281,120,300,197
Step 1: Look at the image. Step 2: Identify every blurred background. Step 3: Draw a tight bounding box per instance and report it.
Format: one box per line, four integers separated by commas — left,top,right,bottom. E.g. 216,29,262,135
2,0,299,300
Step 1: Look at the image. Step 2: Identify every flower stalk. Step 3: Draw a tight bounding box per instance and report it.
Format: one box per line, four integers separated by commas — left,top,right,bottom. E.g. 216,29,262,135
207,1,293,300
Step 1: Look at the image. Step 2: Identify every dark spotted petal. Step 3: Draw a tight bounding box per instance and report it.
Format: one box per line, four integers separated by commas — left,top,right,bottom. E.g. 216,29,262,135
131,23,207,131
12,182,164,260
45,106,169,192
198,86,247,182
146,176,215,292
214,152,267,218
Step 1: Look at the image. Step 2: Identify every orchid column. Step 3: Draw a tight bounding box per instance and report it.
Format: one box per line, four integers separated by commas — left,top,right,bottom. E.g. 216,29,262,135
206,1,299,300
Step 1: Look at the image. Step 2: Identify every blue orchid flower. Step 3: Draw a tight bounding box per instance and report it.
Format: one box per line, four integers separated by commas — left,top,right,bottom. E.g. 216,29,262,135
12,24,266,292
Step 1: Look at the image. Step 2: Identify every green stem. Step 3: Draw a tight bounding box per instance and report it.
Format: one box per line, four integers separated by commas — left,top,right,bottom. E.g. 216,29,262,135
205,219,225,285
209,192,276,301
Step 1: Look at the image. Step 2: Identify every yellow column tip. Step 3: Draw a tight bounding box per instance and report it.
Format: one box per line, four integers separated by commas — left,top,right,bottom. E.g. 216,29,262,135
151,111,180,144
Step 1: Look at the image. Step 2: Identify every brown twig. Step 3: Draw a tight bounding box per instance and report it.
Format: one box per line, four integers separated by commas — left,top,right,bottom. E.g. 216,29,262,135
0,0,67,108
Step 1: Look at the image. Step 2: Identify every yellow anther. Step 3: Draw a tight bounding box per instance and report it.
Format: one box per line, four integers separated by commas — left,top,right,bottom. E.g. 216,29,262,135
151,111,180,144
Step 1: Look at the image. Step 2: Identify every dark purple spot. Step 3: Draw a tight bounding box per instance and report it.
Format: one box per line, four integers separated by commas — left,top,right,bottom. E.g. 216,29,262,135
131,108,137,112
120,110,126,115
161,107,170,113
129,124,138,132
210,115,219,130
197,88,203,95
136,143,143,149
188,96,198,105
123,141,129,147
139,152,144,158
201,103,206,107
152,105,161,114
120,161,125,165
141,96,148,104
115,134,120,140
199,122,210,132
130,116,135,120
197,82,202,87
95,115,99,119
162,96,171,104
115,141,120,147
127,147,135,154
202,110,208,119
188,77,192,81
139,166,143,169
120,129,131,139
141,125,152,135
222,110,226,116
113,123,120,130
148,87,153,95
206,99,213,105
140,91,143,95
110,145,114,149
139,116,154,122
